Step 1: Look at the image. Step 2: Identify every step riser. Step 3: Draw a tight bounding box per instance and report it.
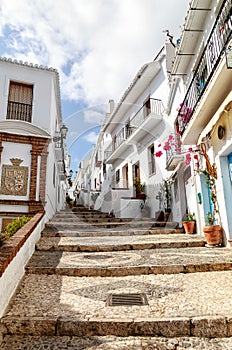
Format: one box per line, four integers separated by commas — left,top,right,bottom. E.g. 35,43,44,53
25,262,232,277
1,316,230,338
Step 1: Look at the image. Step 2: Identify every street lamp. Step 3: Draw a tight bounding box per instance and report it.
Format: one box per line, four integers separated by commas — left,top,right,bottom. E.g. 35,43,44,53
53,124,68,142
53,124,68,179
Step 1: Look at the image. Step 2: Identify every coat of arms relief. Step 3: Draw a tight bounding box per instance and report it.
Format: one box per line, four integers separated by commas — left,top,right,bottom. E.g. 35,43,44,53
0,158,28,196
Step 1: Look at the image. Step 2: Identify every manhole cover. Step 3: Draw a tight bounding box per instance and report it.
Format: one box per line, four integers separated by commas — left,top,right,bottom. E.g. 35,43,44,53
107,293,148,306
83,254,112,260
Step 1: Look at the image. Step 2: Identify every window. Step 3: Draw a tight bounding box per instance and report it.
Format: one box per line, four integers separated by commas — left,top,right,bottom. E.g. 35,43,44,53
116,169,120,183
148,144,155,175
122,164,129,188
53,164,56,187
133,162,140,180
144,97,151,117
7,81,33,122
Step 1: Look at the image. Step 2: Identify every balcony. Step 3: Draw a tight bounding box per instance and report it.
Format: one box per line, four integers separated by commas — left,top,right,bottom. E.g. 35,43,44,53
6,101,32,122
104,98,164,163
177,0,232,144
166,148,184,171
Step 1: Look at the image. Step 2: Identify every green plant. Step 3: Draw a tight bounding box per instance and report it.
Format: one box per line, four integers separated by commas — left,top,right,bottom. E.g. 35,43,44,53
200,169,219,226
66,194,72,203
4,216,31,240
205,211,215,226
183,213,196,221
133,177,145,193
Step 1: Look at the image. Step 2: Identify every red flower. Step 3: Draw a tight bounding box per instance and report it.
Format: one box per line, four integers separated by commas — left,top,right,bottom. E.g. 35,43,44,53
155,151,163,157
163,142,171,151
184,153,191,165
193,154,198,160
158,143,161,147
188,147,193,152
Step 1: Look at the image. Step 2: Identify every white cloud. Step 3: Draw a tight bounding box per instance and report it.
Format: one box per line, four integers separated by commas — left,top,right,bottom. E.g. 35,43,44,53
83,131,99,144
0,0,189,106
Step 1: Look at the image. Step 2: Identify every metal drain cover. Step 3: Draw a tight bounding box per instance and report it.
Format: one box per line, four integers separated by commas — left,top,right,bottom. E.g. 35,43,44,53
107,293,148,306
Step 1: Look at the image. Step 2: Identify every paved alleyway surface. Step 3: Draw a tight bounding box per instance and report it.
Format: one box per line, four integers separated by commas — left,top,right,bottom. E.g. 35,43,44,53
1,205,232,349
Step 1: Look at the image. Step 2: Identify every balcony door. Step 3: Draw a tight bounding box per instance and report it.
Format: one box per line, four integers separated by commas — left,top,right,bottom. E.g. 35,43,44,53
132,162,140,195
122,164,129,188
7,81,33,122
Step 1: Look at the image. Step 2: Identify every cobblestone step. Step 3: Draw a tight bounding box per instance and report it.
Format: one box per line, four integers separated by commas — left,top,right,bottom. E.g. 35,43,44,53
25,247,232,277
2,335,232,349
1,206,232,346
36,234,206,252
51,217,133,223
44,220,179,231
41,227,185,237
1,271,232,338
54,213,115,219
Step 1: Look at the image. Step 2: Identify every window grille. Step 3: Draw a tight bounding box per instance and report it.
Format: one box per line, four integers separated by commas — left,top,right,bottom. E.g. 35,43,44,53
7,81,33,122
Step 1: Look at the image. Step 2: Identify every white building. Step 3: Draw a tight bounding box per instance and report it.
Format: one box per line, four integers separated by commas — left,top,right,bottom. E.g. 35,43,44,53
0,58,68,231
86,42,191,223
171,0,232,244
75,0,232,246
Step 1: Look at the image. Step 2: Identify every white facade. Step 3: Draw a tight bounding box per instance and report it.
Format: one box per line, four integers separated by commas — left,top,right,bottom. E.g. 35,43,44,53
82,43,191,223
0,58,68,231
74,0,232,246
171,0,232,244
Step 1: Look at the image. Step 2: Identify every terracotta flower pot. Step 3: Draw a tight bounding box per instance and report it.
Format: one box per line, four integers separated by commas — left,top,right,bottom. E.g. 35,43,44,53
182,221,195,234
203,225,222,246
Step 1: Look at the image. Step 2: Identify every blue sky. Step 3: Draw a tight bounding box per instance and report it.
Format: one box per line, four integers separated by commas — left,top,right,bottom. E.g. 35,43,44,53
0,0,189,171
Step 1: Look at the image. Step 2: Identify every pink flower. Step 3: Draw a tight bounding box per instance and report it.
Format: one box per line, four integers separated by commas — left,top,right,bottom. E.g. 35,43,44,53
163,143,171,151
155,151,163,157
184,153,191,165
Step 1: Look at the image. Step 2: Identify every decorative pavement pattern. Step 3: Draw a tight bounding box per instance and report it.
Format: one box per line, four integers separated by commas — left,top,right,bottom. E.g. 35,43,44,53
1,206,232,349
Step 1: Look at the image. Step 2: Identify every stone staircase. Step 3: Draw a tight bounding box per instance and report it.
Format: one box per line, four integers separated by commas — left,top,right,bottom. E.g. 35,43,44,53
1,205,232,349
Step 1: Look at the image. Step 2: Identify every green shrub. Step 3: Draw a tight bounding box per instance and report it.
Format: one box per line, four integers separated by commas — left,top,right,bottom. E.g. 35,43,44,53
4,216,31,240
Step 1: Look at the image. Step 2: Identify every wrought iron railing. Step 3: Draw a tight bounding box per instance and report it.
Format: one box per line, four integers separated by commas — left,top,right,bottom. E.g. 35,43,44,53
7,101,32,122
130,98,164,128
177,0,232,135
104,98,164,160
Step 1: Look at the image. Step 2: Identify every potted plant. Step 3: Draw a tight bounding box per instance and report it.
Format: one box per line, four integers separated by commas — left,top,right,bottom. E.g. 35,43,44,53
164,208,171,222
203,211,222,246
182,213,196,234
200,169,222,246
133,177,146,200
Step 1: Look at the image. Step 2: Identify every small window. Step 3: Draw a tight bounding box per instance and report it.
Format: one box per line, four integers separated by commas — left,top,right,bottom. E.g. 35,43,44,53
116,169,120,183
53,164,56,187
7,81,33,122
148,144,155,175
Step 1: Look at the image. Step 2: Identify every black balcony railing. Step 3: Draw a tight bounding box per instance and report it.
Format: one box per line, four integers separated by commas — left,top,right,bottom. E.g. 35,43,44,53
177,0,232,135
130,98,164,128
7,101,32,122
